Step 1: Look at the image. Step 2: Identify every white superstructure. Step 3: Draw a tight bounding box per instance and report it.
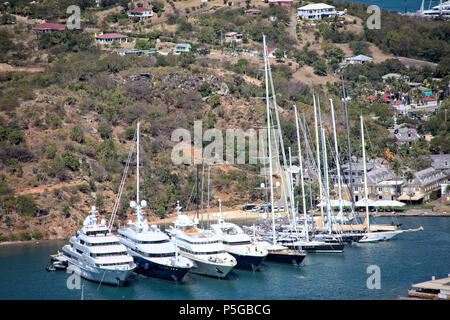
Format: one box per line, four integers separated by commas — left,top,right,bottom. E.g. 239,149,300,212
166,203,237,278
61,206,135,286
210,210,267,270
116,121,193,281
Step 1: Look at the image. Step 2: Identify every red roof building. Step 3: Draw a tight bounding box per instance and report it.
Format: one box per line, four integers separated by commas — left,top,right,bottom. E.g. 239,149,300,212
367,95,376,102
32,22,66,34
381,93,394,103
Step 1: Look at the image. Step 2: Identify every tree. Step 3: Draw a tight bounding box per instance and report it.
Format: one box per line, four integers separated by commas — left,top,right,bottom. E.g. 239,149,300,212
313,59,327,76
152,1,165,14
209,95,221,108
405,171,414,203
70,126,85,144
98,123,113,139
135,39,152,50
199,82,212,97
16,195,39,217
62,152,80,171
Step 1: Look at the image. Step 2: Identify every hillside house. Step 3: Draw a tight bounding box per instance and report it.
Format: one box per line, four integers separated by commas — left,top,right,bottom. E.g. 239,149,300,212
297,3,344,20
395,127,420,146
224,31,243,43
95,33,128,44
344,54,373,64
174,43,191,54
128,7,154,19
32,22,66,34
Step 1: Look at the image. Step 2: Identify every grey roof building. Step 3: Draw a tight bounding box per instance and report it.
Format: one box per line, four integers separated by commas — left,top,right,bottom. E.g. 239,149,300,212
428,154,450,171
395,127,420,146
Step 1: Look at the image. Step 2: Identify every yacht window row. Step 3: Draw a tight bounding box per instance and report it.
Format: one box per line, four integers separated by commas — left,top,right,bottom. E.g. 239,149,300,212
222,240,252,246
132,248,176,258
179,247,225,255
120,235,170,245
95,262,132,267
85,230,109,236
90,252,128,258
79,239,120,246
179,238,219,245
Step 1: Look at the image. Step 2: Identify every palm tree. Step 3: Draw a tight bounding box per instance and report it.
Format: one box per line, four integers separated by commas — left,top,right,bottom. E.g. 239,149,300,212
391,159,402,199
405,171,414,204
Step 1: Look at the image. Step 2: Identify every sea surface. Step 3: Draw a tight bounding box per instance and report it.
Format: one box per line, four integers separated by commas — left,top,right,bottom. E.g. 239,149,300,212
334,0,441,13
0,216,448,300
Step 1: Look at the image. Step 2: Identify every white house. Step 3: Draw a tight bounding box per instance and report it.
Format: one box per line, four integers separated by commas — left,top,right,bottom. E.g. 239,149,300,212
297,3,344,20
344,54,373,64
128,7,154,19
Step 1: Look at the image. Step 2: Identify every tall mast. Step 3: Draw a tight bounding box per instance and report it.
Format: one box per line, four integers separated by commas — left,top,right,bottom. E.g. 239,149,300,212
294,105,309,242
330,99,343,223
200,162,205,228
136,120,140,205
263,34,276,245
321,126,332,234
207,165,211,229
196,164,199,223
313,94,324,223
361,115,370,232
341,75,355,212
267,47,294,226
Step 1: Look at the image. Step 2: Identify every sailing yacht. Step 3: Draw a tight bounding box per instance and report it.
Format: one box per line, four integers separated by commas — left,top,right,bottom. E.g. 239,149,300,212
117,121,193,281
358,115,405,243
166,202,237,278
61,206,136,286
418,0,450,18
210,203,268,270
256,34,307,266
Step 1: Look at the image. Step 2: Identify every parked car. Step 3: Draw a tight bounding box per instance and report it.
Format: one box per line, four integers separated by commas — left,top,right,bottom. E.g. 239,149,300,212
242,204,257,211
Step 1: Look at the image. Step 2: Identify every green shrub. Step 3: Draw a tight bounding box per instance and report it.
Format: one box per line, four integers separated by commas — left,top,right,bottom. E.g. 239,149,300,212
62,152,80,171
209,95,221,108
31,231,43,240
45,145,57,159
16,195,39,217
70,126,85,144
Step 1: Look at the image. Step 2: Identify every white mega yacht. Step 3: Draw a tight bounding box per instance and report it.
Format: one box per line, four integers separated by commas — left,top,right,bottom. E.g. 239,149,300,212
61,206,136,286
117,200,193,281
166,202,237,278
116,121,193,281
210,209,267,270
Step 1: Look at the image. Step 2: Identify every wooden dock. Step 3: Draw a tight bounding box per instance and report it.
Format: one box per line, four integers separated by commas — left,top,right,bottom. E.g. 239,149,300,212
408,276,450,300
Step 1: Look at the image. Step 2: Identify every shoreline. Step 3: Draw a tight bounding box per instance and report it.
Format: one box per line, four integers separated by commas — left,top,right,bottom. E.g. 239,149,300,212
0,210,448,246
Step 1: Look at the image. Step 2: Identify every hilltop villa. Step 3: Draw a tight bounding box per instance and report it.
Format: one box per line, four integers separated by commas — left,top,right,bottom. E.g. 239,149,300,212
297,3,346,20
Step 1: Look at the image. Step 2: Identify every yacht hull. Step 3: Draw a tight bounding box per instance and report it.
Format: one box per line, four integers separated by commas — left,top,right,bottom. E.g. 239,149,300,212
188,257,235,278
286,243,344,253
66,261,134,286
228,252,266,270
133,256,191,282
359,230,404,243
265,251,306,265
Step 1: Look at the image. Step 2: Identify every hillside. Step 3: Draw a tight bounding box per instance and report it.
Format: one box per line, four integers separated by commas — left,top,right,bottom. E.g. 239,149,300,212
0,0,449,242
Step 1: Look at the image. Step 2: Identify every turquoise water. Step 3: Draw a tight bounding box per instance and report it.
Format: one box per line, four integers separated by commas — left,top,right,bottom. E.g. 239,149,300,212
334,0,440,12
0,217,448,300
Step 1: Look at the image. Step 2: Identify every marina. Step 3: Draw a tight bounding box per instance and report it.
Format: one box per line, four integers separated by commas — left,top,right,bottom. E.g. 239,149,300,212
0,1,448,306
0,216,448,300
